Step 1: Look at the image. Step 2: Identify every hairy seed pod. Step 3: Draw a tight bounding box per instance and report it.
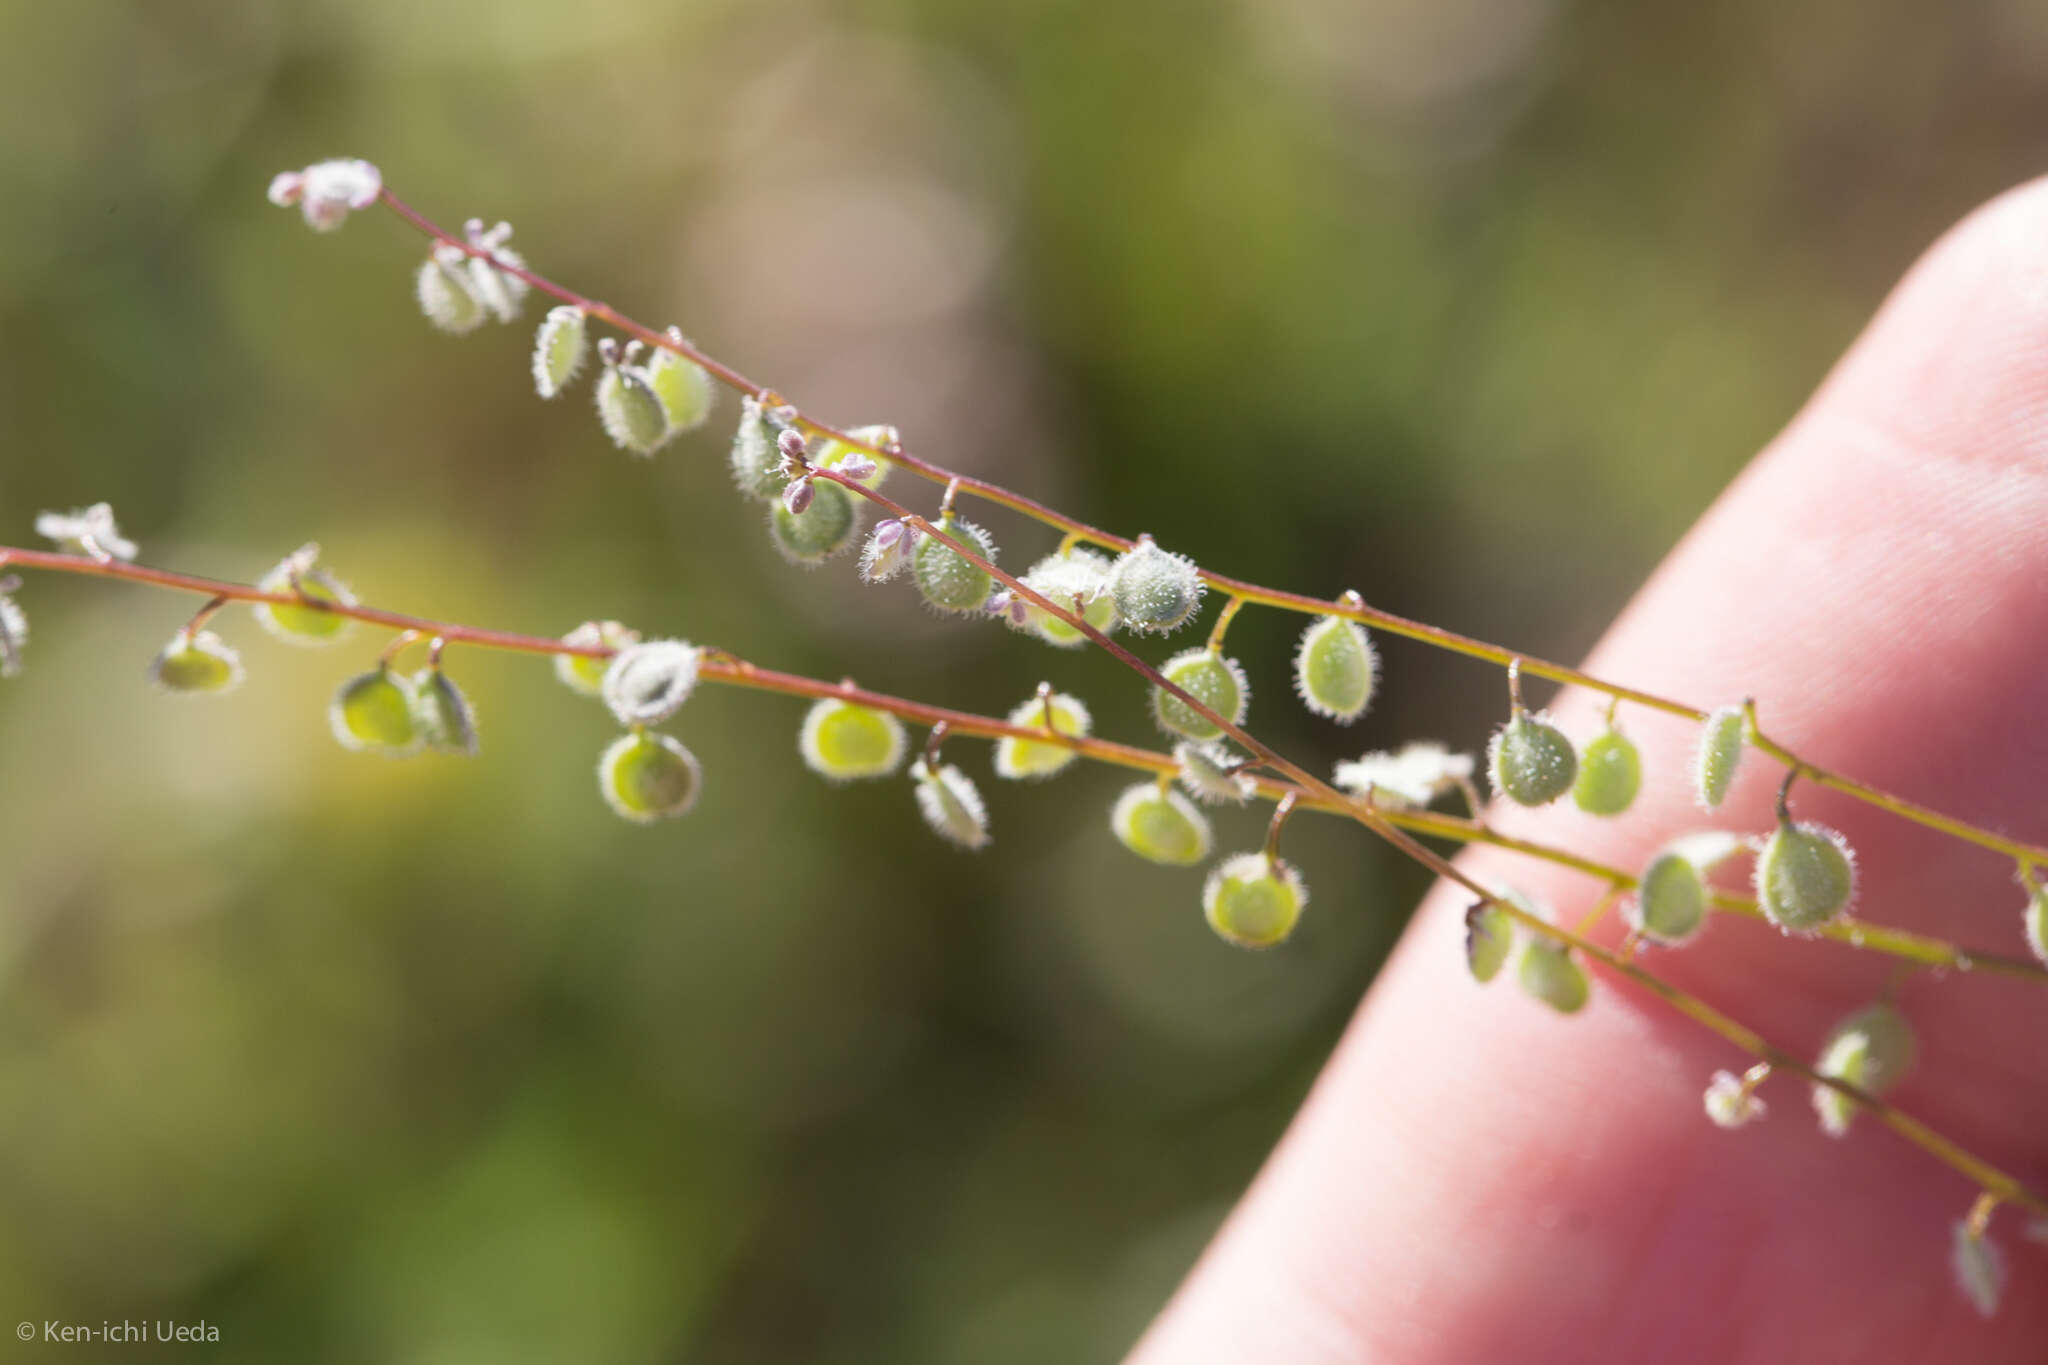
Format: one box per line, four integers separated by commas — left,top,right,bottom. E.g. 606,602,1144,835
1152,648,1249,742
254,545,357,645
1202,852,1307,949
1174,740,1256,805
2025,878,2048,967
1628,849,1707,945
1755,819,1856,933
1012,547,1119,647
0,591,25,678
149,629,243,694
814,424,896,491
729,398,789,501
1293,616,1378,723
768,478,858,565
798,698,906,781
411,668,479,755
1110,783,1212,866
1488,711,1578,806
1951,1221,2005,1319
910,757,990,850
1573,725,1642,816
1694,704,1746,810
416,253,485,333
1811,1001,1914,1137
330,667,421,755
532,306,589,399
554,620,639,697
598,730,701,823
1111,539,1204,636
601,640,702,727
1464,901,1514,983
646,347,716,436
912,513,998,615
1517,939,1590,1014
993,692,1092,780
37,502,138,560
595,364,669,456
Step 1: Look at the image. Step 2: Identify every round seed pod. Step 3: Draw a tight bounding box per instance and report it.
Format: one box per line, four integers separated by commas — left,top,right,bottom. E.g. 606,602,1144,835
1488,712,1578,807
798,698,906,781
149,629,243,694
254,545,356,645
730,398,790,501
912,513,998,615
329,668,421,755
1628,849,1707,945
1110,540,1204,635
1110,783,1213,866
910,757,990,850
1754,819,1856,933
768,478,859,565
554,620,639,697
645,348,715,435
1152,648,1249,742
814,424,896,491
1811,1001,1914,1137
1572,726,1642,816
411,668,479,755
993,692,1092,780
2024,879,2048,967
1013,548,1119,647
1173,740,1256,805
1293,616,1378,723
416,254,484,334
598,730,702,823
595,364,669,456
531,305,588,398
1202,852,1307,949
1694,704,1746,810
1464,901,1514,983
1516,939,1590,1014
601,640,702,728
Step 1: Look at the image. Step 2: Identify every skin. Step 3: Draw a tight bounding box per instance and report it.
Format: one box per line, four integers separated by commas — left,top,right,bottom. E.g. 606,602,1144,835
1129,178,2048,1363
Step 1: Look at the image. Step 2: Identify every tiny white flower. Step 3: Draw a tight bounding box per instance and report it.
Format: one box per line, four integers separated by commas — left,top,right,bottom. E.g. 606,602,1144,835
271,158,382,231
1702,1070,1766,1129
35,502,137,561
1334,742,1474,810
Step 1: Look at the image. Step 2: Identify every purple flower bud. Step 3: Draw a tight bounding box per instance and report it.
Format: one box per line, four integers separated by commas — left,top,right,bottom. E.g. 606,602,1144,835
986,591,1029,625
777,428,808,461
860,519,914,583
873,519,907,551
783,478,815,516
833,454,878,481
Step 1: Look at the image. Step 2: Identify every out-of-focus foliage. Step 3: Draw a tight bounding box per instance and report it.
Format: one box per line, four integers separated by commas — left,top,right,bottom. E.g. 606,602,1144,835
1,0,2043,1358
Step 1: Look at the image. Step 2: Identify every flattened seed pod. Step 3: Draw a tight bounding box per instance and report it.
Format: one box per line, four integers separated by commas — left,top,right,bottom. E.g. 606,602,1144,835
532,306,588,398
601,640,702,727
1109,783,1212,866
330,668,421,756
1013,547,1119,647
599,731,701,823
1202,852,1307,949
768,479,859,565
1695,704,1747,810
1465,901,1514,983
254,545,356,645
149,629,243,694
1110,539,1203,635
1573,726,1642,816
1628,849,1707,945
1152,648,1248,742
1517,939,1590,1014
645,347,716,435
912,513,998,615
411,668,480,755
993,692,1092,780
554,620,640,698
595,364,670,456
1488,712,1577,807
1754,819,1856,933
1293,616,1378,723
416,253,484,333
910,757,990,849
730,397,790,501
1811,1001,1914,1137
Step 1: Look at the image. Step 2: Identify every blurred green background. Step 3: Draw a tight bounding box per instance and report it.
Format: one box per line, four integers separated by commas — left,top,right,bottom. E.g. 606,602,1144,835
0,0,2043,1359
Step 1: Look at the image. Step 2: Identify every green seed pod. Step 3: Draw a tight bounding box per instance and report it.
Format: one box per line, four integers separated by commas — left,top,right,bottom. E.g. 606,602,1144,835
768,478,859,565
595,364,669,456
329,667,421,756
1488,711,1578,806
912,513,998,615
598,730,702,823
910,757,990,850
1109,783,1212,866
1013,547,1119,647
416,253,484,334
814,424,896,491
993,692,1092,780
554,620,639,697
1293,616,1378,723
532,305,588,399
1173,740,1256,805
1811,1001,1914,1137
1202,852,1307,949
411,668,479,756
1517,939,1590,1014
1110,539,1204,636
1951,1220,2005,1319
1694,704,1746,810
1628,849,1707,945
149,629,243,694
601,640,701,727
645,346,716,436
253,544,357,645
2024,877,2048,967
1152,648,1249,742
1464,901,1514,983
729,397,789,501
1572,726,1642,816
798,698,906,781
1754,819,1856,933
